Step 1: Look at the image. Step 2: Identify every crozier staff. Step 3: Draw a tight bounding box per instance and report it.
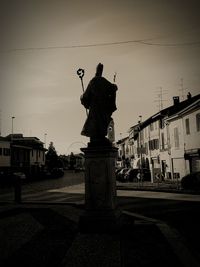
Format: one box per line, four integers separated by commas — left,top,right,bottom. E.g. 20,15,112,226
80,63,118,145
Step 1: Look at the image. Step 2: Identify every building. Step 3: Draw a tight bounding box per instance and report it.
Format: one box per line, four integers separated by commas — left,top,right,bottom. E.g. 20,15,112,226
115,136,130,168
128,124,139,168
1,134,46,178
125,93,200,182
165,97,200,179
0,137,11,175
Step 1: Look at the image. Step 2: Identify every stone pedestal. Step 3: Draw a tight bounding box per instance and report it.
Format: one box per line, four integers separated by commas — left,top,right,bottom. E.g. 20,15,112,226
79,145,120,233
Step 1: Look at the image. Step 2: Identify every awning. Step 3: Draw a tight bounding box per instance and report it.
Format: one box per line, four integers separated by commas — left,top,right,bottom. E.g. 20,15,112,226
184,148,200,158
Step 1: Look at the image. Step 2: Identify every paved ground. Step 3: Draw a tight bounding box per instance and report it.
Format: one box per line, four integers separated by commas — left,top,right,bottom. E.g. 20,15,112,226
1,172,200,267
0,203,187,267
1,185,200,267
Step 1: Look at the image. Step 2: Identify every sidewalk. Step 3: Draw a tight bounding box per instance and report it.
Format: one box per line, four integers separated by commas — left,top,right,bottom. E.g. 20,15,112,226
117,180,200,195
0,201,199,267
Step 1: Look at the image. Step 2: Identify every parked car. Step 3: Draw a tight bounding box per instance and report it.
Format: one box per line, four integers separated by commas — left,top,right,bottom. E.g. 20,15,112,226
125,168,151,182
181,171,200,190
124,168,139,182
115,167,123,176
116,168,129,182
50,167,64,178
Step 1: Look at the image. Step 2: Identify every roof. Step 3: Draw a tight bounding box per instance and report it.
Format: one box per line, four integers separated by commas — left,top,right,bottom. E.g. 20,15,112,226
165,98,200,121
139,93,200,130
2,134,45,149
116,136,129,145
0,136,9,142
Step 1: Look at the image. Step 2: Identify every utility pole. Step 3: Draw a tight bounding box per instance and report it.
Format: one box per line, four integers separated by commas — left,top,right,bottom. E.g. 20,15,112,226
138,115,143,184
154,87,167,111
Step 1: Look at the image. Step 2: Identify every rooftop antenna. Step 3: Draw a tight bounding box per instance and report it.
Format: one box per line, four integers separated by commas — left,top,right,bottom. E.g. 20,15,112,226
154,87,167,111
179,78,187,101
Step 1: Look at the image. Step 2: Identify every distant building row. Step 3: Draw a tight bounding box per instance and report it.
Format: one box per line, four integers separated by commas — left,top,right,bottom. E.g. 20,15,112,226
0,134,46,177
0,134,85,179
115,93,200,181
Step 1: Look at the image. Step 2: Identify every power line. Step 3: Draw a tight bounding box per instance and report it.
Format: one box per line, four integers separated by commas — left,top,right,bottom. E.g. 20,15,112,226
2,39,200,53
138,40,200,46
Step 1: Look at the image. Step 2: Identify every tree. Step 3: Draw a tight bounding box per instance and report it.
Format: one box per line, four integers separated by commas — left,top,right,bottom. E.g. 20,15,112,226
45,142,58,171
69,152,76,170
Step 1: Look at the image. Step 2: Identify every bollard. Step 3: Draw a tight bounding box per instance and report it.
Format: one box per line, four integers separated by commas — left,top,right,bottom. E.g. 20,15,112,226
13,173,22,203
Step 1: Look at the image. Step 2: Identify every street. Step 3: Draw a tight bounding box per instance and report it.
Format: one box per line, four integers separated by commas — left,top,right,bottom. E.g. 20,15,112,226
0,170,84,202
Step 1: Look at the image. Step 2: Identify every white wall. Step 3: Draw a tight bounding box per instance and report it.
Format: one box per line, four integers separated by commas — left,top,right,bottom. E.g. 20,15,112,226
30,149,45,166
182,110,200,150
169,119,185,158
0,141,11,167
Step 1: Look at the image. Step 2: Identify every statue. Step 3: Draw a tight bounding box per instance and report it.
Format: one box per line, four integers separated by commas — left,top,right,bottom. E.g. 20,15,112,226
80,63,118,146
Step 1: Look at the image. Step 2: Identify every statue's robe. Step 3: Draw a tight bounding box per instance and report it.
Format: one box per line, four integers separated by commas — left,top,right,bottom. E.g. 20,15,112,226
81,76,117,139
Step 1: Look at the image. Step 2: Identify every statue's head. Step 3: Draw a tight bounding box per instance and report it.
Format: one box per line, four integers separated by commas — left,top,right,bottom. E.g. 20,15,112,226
95,63,103,77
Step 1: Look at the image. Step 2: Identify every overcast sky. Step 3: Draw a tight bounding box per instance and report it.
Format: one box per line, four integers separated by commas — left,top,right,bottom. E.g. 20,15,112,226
0,0,200,154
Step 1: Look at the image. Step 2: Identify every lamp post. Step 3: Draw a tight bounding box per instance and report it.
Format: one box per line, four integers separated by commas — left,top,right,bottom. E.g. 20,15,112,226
11,116,15,135
44,133,47,148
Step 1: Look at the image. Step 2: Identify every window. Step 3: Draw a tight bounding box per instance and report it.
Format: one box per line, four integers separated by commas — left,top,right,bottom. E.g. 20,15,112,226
160,119,165,129
145,128,147,138
185,118,190,135
161,133,165,150
148,139,159,150
196,113,200,132
150,123,154,131
3,148,10,156
174,127,179,148
0,148,2,155
155,139,159,149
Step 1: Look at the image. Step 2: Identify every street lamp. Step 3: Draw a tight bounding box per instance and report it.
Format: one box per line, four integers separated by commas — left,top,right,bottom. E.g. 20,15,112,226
44,133,47,148
11,116,15,135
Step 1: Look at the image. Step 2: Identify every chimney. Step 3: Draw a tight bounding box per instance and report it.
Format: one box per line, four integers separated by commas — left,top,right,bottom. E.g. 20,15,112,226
173,96,180,105
187,92,192,99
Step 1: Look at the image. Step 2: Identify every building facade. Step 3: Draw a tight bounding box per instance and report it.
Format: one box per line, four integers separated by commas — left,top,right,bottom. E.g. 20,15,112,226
0,134,46,178
116,93,200,182
0,137,11,174
165,98,200,179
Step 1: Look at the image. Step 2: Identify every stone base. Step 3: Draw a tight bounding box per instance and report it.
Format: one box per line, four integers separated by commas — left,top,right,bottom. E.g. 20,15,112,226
87,137,112,148
79,145,121,233
81,146,118,211
79,209,122,233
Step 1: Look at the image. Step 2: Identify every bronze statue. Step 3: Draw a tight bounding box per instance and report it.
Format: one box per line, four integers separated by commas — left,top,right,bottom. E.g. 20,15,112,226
80,63,118,146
